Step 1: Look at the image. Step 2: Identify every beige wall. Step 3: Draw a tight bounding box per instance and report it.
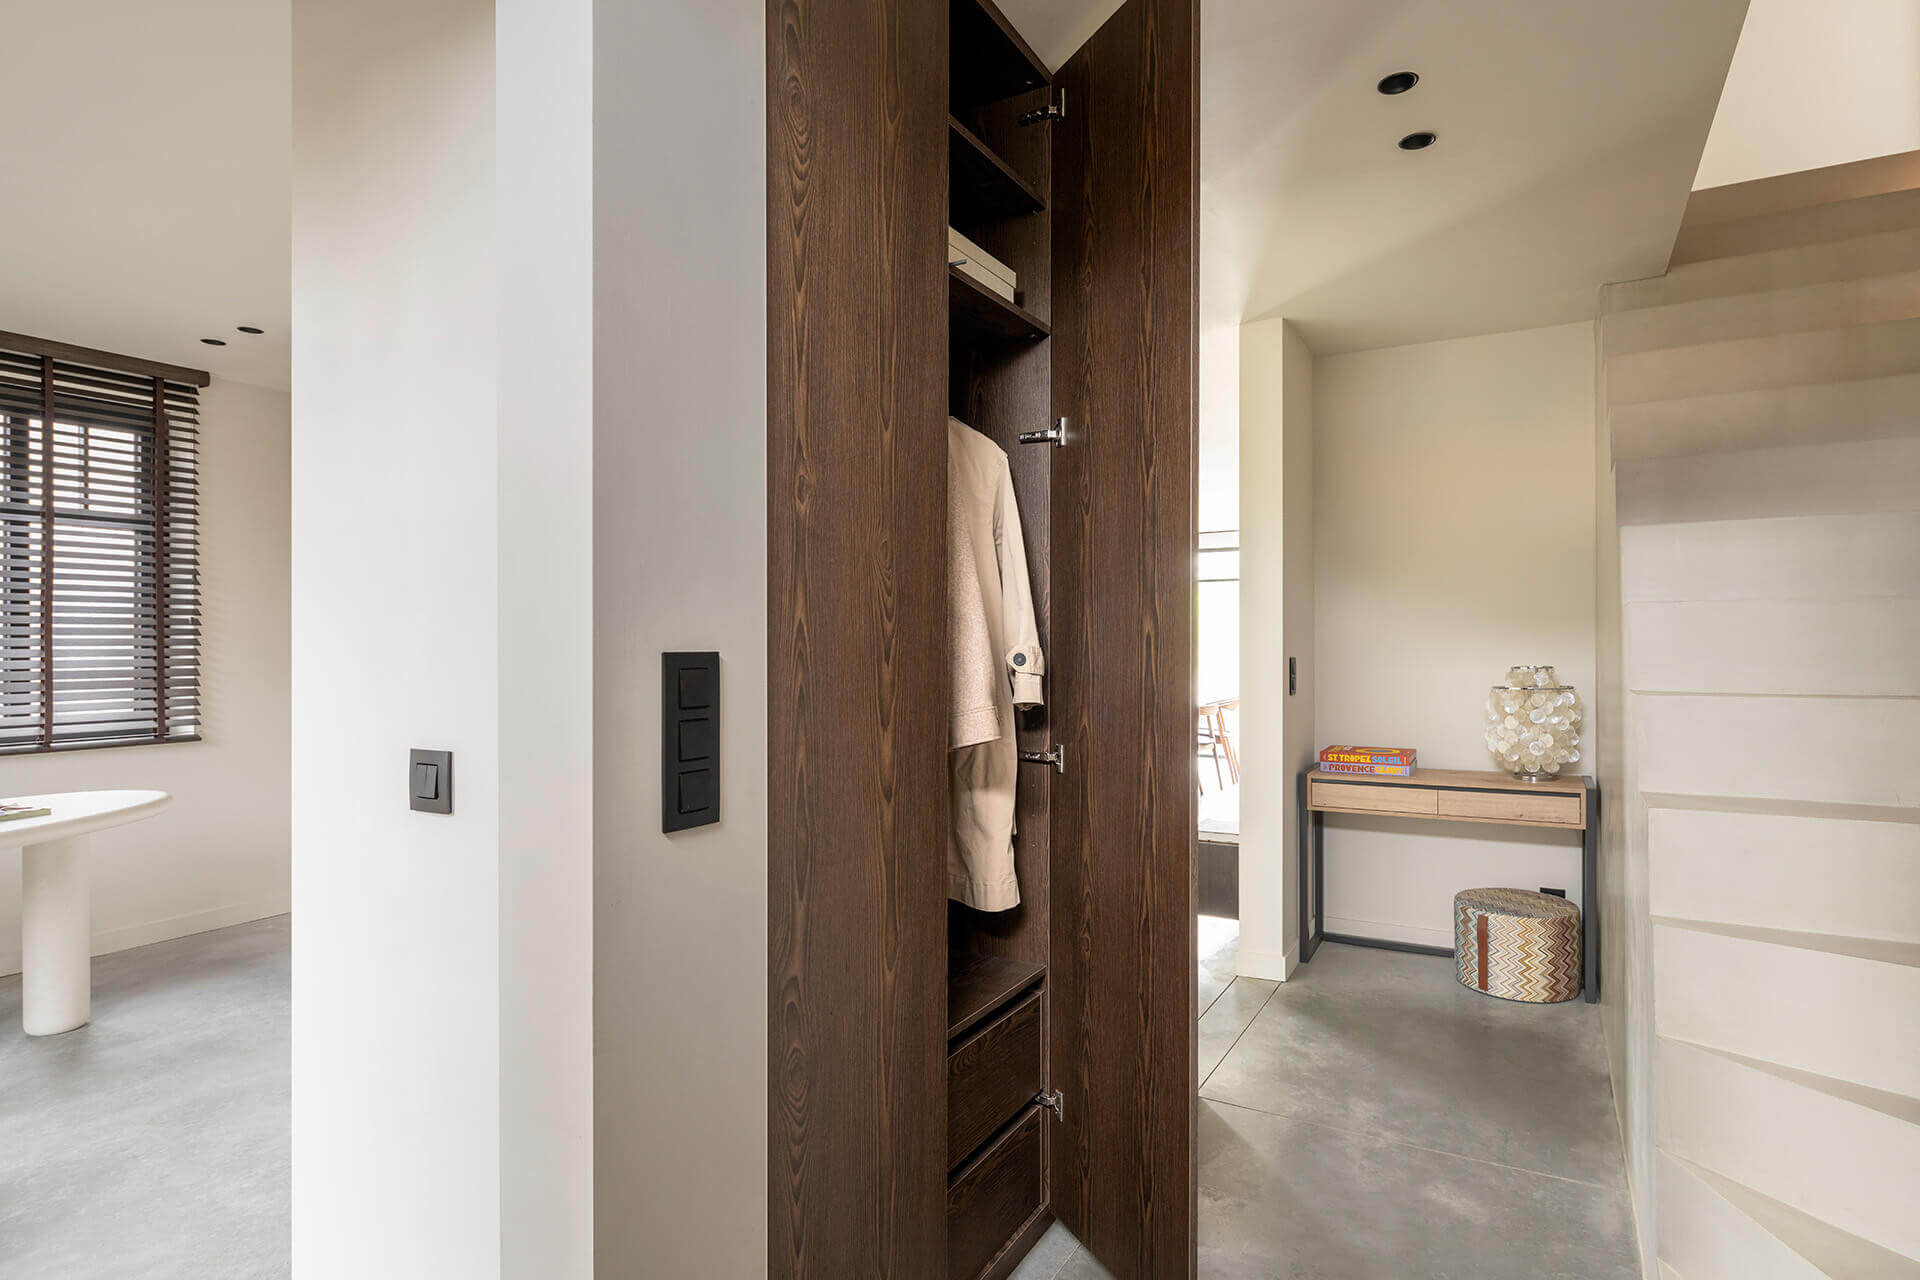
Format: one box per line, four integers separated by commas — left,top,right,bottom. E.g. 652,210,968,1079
1310,323,1598,948
591,1,768,1275
0,377,291,976
1237,317,1313,979
1695,0,1920,190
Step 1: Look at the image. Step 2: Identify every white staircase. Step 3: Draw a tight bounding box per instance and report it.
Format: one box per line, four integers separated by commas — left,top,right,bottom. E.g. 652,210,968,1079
1602,151,1920,466
1600,151,1920,1280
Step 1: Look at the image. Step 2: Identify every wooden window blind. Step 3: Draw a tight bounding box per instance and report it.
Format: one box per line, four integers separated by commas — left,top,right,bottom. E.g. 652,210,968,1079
0,340,202,752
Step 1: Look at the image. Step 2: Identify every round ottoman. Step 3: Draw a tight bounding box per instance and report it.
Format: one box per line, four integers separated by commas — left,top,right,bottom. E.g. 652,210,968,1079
1454,887,1582,1004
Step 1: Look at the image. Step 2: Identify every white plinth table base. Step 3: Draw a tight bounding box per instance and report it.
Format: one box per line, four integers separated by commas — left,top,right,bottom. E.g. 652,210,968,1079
3,789,172,1036
22,834,91,1035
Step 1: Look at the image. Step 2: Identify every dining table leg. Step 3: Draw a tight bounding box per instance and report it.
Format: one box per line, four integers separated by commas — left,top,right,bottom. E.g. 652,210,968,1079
20,834,91,1035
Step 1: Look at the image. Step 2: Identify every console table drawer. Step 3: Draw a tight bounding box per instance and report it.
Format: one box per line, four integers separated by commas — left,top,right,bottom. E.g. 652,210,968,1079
1310,781,1436,815
1436,790,1582,826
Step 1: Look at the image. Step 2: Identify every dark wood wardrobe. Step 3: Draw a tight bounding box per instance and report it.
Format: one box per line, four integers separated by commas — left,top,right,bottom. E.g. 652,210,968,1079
767,0,1198,1276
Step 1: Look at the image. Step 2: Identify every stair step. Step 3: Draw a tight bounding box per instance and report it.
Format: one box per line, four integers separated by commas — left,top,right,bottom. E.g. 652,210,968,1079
1607,226,1920,312
1609,371,1920,463
1670,186,1920,268
1682,149,1920,232
1608,316,1920,405
1603,268,1920,356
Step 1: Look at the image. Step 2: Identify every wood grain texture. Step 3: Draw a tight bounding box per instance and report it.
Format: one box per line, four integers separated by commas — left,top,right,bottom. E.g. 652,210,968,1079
1307,766,1587,795
947,1106,1046,1280
948,950,1045,1038
1047,0,1200,1275
767,0,949,1276
948,989,1044,1168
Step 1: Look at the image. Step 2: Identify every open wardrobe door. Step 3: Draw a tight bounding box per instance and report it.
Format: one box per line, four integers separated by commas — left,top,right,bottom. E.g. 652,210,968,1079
1048,0,1199,1276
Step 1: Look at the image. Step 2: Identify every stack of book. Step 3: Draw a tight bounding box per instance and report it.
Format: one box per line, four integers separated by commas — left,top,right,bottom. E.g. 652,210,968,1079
1319,746,1416,776
948,227,1018,304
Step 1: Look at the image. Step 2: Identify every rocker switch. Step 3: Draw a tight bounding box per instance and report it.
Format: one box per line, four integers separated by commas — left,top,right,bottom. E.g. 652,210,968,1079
663,652,720,832
409,749,452,814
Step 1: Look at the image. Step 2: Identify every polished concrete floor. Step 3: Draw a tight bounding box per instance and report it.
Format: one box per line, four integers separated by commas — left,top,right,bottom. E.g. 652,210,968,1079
3,915,1633,1279
1016,921,1639,1280
0,916,289,1280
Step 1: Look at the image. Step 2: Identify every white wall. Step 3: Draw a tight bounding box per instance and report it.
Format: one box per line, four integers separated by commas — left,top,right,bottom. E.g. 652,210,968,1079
1312,323,1597,949
497,0,594,1273
590,1,768,1275
292,0,593,1274
1694,0,1920,190
1237,317,1313,980
0,377,291,975
1198,322,1240,533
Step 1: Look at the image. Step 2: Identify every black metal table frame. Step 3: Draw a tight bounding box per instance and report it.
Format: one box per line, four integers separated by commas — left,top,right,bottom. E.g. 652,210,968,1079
1296,770,1600,1003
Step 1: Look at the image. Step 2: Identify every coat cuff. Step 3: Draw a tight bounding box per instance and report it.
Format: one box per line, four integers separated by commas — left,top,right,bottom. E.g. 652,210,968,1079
1006,644,1044,708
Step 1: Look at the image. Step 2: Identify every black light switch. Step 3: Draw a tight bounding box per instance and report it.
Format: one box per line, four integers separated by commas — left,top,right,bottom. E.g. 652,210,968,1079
410,748,453,814
662,653,720,832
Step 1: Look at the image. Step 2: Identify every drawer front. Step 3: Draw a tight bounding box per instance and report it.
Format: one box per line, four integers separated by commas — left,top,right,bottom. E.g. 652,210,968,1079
1437,789,1582,826
948,989,1043,1169
1310,780,1436,816
947,1105,1044,1280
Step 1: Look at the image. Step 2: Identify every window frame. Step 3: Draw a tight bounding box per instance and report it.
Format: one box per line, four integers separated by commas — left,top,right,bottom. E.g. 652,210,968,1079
0,332,207,755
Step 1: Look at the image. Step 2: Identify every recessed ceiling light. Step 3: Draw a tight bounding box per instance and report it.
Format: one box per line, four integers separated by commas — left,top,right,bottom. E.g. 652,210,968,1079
1398,131,1438,151
1377,71,1419,95
236,326,264,335
200,338,227,346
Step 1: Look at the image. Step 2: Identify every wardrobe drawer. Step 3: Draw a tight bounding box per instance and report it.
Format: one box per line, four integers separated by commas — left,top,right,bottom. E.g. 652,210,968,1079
948,989,1043,1170
1310,780,1436,815
947,1105,1044,1280
1436,789,1582,826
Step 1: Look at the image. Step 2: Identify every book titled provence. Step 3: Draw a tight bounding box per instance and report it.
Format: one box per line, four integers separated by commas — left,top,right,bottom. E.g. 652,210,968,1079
1318,760,1414,777
1320,745,1416,769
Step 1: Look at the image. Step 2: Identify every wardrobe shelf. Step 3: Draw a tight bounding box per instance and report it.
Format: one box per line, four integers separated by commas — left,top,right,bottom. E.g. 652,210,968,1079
949,265,1050,343
951,0,1051,111
950,116,1045,225
948,951,1045,1040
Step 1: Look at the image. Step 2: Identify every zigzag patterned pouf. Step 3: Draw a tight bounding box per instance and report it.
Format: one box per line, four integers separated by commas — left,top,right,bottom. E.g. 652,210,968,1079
1454,887,1582,1004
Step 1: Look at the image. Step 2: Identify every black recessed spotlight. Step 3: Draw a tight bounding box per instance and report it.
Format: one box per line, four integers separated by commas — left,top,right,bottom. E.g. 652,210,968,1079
1377,71,1419,95
1398,131,1438,151
236,325,264,335
200,337,227,346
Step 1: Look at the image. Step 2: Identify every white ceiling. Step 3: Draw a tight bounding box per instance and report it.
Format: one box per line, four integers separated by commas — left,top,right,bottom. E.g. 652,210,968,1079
996,0,1128,71
0,0,290,389
1199,0,1750,352
3,0,1750,385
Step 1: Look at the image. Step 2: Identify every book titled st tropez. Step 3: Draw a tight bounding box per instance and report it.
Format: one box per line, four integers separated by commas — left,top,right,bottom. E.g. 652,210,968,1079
0,802,51,822
1320,745,1416,768
1318,761,1413,777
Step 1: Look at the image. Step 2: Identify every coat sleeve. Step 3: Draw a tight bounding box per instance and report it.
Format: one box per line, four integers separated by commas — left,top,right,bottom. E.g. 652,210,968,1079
993,455,1045,708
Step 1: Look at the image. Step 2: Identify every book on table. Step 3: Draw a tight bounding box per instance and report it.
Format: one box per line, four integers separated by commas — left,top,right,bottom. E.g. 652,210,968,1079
1318,761,1413,776
1319,745,1416,770
0,802,52,822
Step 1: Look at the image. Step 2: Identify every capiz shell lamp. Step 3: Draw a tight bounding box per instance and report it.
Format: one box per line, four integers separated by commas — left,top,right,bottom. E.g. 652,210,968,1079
1485,665,1582,781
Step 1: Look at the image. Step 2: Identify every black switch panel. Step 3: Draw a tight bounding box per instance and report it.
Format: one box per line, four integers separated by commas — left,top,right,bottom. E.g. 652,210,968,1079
662,652,720,832
409,748,453,814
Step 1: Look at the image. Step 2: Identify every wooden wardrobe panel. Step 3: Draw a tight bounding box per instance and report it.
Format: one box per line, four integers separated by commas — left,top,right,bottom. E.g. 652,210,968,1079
767,0,950,1276
1047,0,1199,1275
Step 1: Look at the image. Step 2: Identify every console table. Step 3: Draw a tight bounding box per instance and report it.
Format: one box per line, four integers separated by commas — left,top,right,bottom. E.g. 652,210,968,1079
1296,768,1600,1002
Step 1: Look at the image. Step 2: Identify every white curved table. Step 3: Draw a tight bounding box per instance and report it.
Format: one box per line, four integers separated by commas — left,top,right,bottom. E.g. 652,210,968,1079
2,790,172,1035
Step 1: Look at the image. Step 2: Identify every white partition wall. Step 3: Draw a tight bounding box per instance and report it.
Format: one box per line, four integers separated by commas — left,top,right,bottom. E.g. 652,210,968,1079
292,1,594,1274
